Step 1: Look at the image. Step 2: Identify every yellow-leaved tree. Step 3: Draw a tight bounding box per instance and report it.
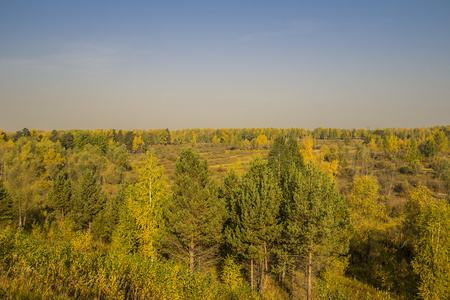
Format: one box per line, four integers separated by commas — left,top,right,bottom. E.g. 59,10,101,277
349,175,385,240
132,151,167,258
301,135,315,163
113,152,167,259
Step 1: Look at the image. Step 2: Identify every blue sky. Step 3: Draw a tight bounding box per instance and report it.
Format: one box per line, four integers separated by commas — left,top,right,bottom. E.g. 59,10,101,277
1,1,449,131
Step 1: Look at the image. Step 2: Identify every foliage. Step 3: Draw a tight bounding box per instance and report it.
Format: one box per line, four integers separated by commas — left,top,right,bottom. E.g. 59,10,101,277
349,176,385,239
225,157,282,289
0,181,14,226
163,148,225,272
284,162,351,299
411,200,450,299
0,125,449,299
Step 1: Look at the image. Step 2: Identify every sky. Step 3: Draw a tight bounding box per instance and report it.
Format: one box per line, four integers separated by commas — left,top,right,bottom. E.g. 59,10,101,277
1,1,449,132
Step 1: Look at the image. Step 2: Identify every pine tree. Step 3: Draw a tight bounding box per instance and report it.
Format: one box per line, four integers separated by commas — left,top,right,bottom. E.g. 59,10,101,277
111,191,140,254
284,162,350,300
163,148,225,272
0,181,14,226
267,136,305,283
226,157,282,290
220,168,241,231
72,170,105,231
48,172,72,219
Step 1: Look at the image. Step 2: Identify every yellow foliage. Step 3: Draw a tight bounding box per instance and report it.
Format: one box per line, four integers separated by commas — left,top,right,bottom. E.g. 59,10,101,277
301,135,315,163
131,152,167,259
132,135,145,153
71,230,93,252
254,134,268,149
349,176,385,240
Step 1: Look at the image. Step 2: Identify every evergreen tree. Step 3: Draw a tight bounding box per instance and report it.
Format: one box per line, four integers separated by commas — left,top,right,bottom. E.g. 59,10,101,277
220,168,241,230
226,157,282,290
267,136,305,283
0,181,14,226
163,148,225,272
48,172,72,219
284,162,350,300
111,181,140,254
72,170,105,231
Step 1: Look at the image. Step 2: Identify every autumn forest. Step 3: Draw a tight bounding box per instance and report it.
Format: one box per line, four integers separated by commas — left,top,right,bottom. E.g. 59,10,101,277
0,126,449,300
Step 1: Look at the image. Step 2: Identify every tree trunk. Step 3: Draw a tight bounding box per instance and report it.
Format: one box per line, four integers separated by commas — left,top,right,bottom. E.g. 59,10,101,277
264,242,268,290
307,250,313,300
260,261,264,295
251,258,254,289
189,244,195,272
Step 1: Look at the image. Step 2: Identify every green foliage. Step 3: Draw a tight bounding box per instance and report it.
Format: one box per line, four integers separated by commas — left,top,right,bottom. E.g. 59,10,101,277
47,172,72,219
0,181,14,226
0,126,449,299
71,170,106,230
226,157,282,289
0,228,248,300
284,162,351,299
411,200,450,299
435,158,450,195
164,148,225,272
225,157,282,291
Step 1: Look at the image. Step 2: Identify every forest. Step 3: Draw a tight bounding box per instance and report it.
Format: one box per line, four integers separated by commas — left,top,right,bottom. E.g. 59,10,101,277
0,126,449,300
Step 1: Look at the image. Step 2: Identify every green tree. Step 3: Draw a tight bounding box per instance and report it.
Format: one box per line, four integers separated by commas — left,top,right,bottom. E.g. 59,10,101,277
226,157,282,291
433,130,448,154
412,200,450,299
220,168,241,231
72,170,105,232
422,137,437,158
48,172,72,219
284,162,350,300
435,158,450,195
163,148,225,272
0,181,14,226
111,181,140,253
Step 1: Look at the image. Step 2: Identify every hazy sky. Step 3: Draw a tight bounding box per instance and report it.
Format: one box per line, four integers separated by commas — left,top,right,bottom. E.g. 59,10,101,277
1,1,449,132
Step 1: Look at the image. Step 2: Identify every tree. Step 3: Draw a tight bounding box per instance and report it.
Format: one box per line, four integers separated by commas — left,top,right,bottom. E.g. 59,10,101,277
283,162,350,300
383,135,398,160
59,132,74,149
111,181,140,254
267,136,304,203
48,172,72,220
0,181,14,226
72,170,105,232
349,176,385,239
132,135,146,153
130,152,167,259
411,200,450,299
436,158,450,195
226,157,282,291
220,168,241,232
422,137,437,158
163,148,225,272
403,186,434,247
